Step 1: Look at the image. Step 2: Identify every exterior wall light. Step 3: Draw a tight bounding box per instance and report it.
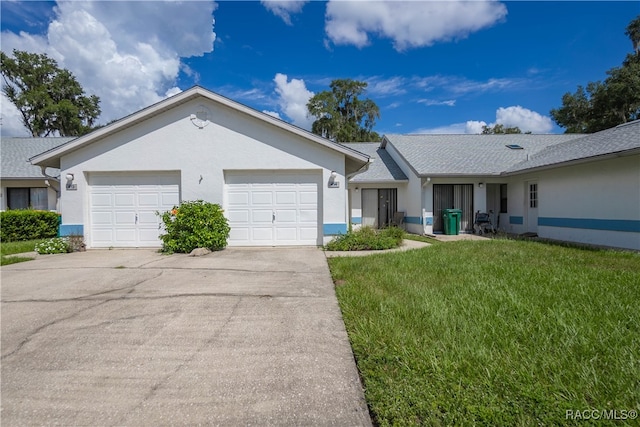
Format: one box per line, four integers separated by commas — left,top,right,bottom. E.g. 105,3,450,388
65,173,77,190
479,182,484,188
328,171,339,188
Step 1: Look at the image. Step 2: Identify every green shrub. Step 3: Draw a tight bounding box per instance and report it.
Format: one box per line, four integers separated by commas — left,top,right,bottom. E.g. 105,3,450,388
325,226,404,251
157,200,230,253
0,210,59,242
34,237,70,254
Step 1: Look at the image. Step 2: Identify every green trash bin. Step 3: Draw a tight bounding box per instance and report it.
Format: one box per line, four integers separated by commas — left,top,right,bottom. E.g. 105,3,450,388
443,209,462,235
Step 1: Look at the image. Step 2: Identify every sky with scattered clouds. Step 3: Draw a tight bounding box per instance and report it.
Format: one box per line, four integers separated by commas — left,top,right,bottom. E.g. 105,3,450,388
1,1,638,137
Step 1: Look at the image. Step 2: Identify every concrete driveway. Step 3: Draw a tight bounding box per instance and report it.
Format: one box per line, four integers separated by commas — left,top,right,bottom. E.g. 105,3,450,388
1,248,372,426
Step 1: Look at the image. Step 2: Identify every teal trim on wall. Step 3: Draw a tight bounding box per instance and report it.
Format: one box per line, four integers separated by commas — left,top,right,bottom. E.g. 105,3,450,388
323,223,347,235
510,216,524,225
59,224,84,236
351,217,362,224
539,217,640,233
405,216,422,224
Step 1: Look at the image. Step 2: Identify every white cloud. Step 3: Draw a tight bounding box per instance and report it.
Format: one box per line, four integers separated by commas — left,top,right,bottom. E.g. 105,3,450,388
272,73,314,130
263,110,282,120
1,93,31,137
261,0,308,25
414,106,553,134
418,99,456,107
413,120,486,134
495,105,554,133
1,1,216,135
325,0,507,51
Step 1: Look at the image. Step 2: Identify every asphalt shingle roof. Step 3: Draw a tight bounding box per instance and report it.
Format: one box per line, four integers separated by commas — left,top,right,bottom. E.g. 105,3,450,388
1,137,73,179
341,142,408,182
506,120,640,173
384,133,585,176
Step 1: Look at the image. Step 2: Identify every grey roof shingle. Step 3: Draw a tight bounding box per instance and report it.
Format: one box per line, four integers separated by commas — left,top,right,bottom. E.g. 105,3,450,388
384,133,584,176
341,142,408,182
1,137,73,179
506,120,640,173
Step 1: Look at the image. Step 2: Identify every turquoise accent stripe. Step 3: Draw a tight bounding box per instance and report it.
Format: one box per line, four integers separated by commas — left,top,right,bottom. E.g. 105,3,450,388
323,223,347,235
351,217,362,224
510,216,524,225
539,217,640,233
424,216,434,226
405,216,422,224
59,224,84,236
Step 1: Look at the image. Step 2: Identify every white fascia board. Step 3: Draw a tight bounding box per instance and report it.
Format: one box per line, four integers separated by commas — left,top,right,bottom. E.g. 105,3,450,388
30,86,369,168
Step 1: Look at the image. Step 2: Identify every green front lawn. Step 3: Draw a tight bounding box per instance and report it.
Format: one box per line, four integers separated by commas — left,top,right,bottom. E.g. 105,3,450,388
329,239,640,426
0,239,45,265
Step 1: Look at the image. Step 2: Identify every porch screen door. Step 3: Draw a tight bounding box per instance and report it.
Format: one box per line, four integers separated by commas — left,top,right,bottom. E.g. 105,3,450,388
433,184,473,232
361,189,378,227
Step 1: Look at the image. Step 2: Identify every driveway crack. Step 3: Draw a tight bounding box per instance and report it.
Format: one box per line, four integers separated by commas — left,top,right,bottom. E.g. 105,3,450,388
1,271,164,360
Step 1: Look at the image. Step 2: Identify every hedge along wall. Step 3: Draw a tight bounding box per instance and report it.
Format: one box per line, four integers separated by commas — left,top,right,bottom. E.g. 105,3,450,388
0,210,60,242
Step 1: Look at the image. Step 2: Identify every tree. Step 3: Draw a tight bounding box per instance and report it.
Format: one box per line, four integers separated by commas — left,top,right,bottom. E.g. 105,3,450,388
1,49,100,137
307,79,381,142
550,16,640,133
626,15,640,54
481,124,524,134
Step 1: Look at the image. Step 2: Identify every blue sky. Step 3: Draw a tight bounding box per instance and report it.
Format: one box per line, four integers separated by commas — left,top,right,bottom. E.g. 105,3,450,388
1,1,638,137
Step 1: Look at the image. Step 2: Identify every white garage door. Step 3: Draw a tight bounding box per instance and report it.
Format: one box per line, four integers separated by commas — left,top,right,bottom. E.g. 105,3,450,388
225,171,319,246
89,173,180,247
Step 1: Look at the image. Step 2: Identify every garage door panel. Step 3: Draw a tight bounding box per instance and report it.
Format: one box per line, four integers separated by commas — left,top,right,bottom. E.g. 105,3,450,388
161,192,179,206
115,193,135,207
252,227,274,241
228,192,250,206
138,211,158,224
300,227,317,240
276,191,296,204
276,209,297,222
229,228,250,241
91,211,112,225
299,209,317,222
138,193,160,206
299,191,317,205
252,192,272,205
115,228,136,243
252,209,273,223
91,193,112,207
115,211,136,225
227,209,250,222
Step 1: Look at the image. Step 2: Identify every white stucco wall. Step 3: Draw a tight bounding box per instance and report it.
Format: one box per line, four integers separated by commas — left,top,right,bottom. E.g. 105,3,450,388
383,144,424,234
507,155,640,250
57,98,349,246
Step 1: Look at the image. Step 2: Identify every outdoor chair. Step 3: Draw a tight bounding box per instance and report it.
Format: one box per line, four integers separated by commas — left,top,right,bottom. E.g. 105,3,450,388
474,210,496,235
392,211,405,230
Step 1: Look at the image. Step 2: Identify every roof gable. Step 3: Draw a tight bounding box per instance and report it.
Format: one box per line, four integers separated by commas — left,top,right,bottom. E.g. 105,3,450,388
342,142,408,182
30,86,369,169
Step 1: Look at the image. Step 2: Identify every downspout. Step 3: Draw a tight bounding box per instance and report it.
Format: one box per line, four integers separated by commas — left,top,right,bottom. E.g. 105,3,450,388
345,159,373,229
40,166,61,210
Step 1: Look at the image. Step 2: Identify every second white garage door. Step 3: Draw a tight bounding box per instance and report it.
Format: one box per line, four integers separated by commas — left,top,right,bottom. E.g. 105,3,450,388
225,171,320,246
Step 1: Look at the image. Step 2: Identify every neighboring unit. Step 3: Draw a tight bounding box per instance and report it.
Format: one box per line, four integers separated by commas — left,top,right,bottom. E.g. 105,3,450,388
346,121,640,250
29,86,369,248
1,137,73,211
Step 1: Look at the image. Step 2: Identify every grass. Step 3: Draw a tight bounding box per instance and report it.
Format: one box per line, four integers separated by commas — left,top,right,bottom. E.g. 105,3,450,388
329,239,640,426
0,239,45,266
